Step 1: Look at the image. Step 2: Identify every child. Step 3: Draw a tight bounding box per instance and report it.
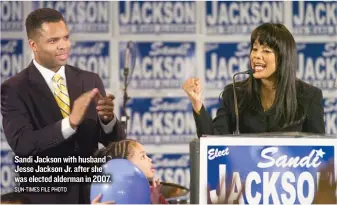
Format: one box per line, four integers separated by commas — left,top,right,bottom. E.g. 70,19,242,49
95,139,168,204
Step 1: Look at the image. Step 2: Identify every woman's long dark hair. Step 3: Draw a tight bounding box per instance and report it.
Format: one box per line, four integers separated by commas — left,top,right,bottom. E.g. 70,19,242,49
244,23,303,127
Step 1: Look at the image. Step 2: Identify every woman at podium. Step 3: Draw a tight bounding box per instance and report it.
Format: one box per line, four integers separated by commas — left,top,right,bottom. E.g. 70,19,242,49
183,23,325,137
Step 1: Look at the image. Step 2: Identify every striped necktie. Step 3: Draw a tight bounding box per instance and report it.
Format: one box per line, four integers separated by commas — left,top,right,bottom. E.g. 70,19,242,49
52,73,70,118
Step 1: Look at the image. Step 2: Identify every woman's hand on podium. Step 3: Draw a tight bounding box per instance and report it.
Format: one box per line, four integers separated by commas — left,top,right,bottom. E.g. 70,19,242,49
182,77,203,114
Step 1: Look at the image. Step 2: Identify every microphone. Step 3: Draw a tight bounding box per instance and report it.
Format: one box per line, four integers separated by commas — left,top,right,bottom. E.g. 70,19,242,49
232,69,255,135
123,41,132,80
121,41,134,134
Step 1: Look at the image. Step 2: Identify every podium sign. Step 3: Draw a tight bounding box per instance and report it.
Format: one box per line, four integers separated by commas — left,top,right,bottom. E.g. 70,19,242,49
198,136,336,204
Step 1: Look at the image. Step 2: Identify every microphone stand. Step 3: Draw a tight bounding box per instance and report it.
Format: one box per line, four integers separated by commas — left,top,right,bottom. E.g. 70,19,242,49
121,66,130,135
232,73,240,135
232,69,255,135
121,41,135,136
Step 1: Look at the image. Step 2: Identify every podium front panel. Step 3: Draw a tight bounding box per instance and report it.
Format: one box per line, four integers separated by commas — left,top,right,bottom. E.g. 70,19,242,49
191,136,337,204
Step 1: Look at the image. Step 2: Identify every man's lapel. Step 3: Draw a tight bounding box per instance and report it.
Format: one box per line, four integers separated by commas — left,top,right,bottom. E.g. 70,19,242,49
64,65,83,109
27,61,63,122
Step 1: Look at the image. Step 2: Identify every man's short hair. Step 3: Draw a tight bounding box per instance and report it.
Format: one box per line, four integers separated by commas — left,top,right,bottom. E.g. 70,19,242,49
1,192,31,204
25,8,65,39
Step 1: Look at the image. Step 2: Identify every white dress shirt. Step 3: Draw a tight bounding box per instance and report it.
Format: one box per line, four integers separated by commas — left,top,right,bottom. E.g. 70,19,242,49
33,60,116,139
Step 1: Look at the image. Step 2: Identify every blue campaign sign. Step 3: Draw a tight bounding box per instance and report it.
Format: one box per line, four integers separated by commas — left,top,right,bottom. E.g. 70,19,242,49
119,1,196,34
1,150,18,195
33,1,111,33
1,39,24,85
205,98,221,119
324,96,337,135
120,97,196,145
0,115,11,152
0,1,23,32
67,41,110,88
0,39,21,194
205,42,251,90
292,1,337,36
199,137,336,204
148,153,190,188
205,1,285,35
119,41,196,90
296,42,337,91
0,115,5,147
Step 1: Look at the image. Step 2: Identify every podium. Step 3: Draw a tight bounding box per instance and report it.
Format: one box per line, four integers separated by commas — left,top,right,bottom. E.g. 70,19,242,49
189,132,337,204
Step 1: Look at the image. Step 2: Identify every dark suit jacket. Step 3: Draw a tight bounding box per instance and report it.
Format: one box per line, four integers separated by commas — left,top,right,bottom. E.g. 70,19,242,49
194,79,325,137
1,62,126,204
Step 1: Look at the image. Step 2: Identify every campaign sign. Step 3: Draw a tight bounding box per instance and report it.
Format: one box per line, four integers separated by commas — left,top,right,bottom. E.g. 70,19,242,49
205,42,251,90
33,1,110,33
119,41,196,90
1,150,18,195
0,1,23,31
121,97,197,145
0,114,10,151
119,1,196,34
67,41,110,88
199,137,336,204
0,115,4,145
324,96,337,135
149,153,190,188
1,39,24,85
205,98,221,119
292,1,337,36
297,42,337,91
205,1,284,35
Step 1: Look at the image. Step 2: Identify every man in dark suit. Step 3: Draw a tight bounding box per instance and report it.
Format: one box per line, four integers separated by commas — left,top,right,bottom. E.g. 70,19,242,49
1,8,126,204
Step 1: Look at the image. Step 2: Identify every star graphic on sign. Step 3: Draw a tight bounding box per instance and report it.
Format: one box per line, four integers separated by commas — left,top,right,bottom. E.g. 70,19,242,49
315,149,325,158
